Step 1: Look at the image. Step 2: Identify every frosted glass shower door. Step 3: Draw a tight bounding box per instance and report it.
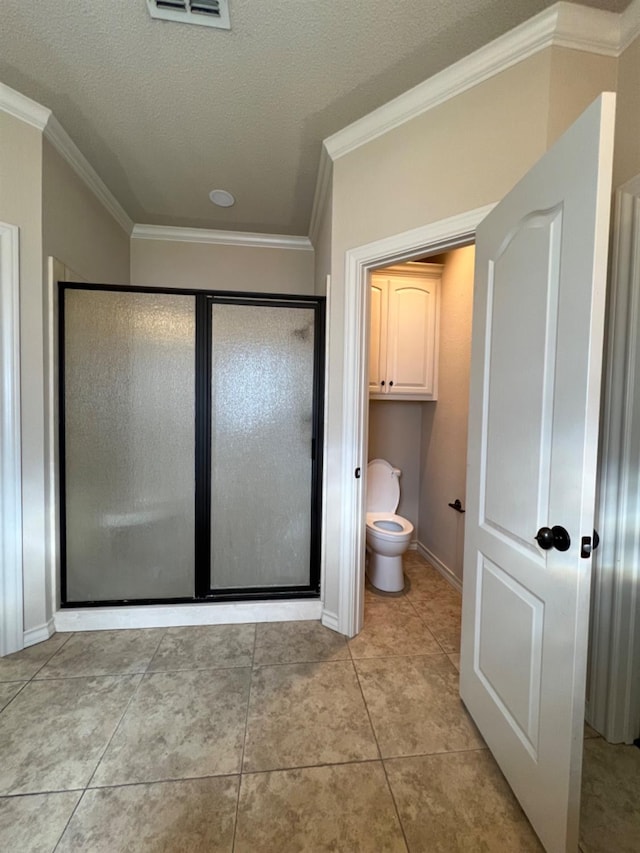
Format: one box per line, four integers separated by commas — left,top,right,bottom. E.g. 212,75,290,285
62,288,196,602
209,301,316,590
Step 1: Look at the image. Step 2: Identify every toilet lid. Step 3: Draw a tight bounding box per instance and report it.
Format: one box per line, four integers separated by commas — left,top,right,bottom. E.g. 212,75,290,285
366,459,400,512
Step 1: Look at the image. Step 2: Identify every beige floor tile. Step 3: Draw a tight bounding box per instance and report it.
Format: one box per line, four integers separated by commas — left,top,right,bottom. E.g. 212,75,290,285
408,580,462,614
57,777,238,853
386,751,543,852
235,762,407,853
148,624,255,671
0,633,72,682
254,620,349,665
583,722,600,739
243,661,378,772
355,655,484,757
448,653,461,672
580,737,640,853
35,629,166,678
92,668,250,786
348,610,441,659
408,587,462,652
403,561,452,595
0,675,141,795
0,681,25,711
0,791,81,853
364,585,417,617
432,627,461,654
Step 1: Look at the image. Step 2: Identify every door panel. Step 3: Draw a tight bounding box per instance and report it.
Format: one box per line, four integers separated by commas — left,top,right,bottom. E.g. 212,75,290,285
209,302,315,590
368,280,386,392
483,208,561,548
63,289,196,602
461,94,616,853
387,280,437,394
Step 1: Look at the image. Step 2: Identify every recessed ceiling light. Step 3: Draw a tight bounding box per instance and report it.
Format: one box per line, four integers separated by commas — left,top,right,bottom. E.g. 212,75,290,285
209,189,235,207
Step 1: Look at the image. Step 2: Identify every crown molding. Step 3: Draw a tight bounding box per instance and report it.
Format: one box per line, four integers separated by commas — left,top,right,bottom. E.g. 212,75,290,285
308,145,332,249
0,83,133,235
0,83,50,130
132,224,313,251
324,2,621,161
620,0,640,52
44,115,134,235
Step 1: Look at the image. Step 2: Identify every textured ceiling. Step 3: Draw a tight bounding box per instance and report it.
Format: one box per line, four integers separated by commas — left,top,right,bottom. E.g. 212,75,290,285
0,0,630,235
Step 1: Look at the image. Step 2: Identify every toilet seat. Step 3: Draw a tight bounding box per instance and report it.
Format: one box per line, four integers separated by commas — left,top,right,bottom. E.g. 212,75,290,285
366,511,413,539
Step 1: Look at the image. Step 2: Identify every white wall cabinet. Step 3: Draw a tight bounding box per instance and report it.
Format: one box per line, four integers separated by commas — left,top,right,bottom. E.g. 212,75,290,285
369,263,442,400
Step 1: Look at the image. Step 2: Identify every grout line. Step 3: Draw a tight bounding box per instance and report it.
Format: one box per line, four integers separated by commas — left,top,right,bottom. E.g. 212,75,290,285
251,654,350,670
349,651,382,763
231,623,258,852
84,772,241,792
52,788,86,852
141,627,170,674
237,756,385,778
0,786,85,799
382,744,491,763
380,756,411,852
84,673,146,789
27,631,76,682
0,680,29,714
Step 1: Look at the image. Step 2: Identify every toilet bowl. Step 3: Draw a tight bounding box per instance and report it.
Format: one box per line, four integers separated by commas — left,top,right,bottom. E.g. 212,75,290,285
366,459,414,592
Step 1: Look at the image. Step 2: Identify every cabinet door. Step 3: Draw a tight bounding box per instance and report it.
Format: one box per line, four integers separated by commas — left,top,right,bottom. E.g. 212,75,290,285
386,277,438,396
368,277,388,393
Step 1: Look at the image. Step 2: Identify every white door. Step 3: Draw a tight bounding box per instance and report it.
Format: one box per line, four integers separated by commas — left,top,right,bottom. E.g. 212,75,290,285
460,93,615,853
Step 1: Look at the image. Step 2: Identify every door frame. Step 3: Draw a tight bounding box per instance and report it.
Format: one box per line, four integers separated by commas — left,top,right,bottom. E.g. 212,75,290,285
588,173,640,743
0,221,23,657
336,204,494,637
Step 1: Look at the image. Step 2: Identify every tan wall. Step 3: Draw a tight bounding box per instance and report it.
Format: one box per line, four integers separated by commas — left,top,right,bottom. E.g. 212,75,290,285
613,34,640,188
368,401,422,531
546,48,618,148
42,140,130,283
419,246,474,582
131,238,314,294
331,50,553,257
0,112,45,634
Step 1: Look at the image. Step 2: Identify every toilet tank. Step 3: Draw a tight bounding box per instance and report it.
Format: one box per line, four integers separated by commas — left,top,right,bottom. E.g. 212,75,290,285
366,459,400,513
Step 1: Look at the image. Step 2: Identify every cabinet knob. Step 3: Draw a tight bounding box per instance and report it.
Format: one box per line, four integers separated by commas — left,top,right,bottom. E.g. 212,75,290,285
381,380,385,386
389,380,394,387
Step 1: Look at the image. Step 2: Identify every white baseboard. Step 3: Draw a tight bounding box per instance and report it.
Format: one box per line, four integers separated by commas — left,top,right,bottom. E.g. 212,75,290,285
321,608,339,632
416,541,463,593
23,618,55,647
54,600,323,632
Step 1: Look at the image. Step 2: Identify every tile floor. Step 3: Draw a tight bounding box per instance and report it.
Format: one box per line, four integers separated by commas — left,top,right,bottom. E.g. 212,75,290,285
0,552,632,851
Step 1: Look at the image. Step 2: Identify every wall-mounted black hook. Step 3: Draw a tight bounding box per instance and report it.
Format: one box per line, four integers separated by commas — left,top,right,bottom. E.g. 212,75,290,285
448,499,465,513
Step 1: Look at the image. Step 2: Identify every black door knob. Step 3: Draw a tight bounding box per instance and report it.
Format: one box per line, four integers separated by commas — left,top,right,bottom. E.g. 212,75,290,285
535,525,571,552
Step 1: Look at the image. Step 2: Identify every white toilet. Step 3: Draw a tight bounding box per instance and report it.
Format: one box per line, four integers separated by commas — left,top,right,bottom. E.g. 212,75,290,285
366,458,414,592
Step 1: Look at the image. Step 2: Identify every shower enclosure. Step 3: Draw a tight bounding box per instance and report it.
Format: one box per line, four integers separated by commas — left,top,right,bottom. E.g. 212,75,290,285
59,284,324,606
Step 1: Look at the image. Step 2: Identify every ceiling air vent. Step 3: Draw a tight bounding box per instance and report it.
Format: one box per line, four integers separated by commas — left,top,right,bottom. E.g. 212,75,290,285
146,0,231,30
